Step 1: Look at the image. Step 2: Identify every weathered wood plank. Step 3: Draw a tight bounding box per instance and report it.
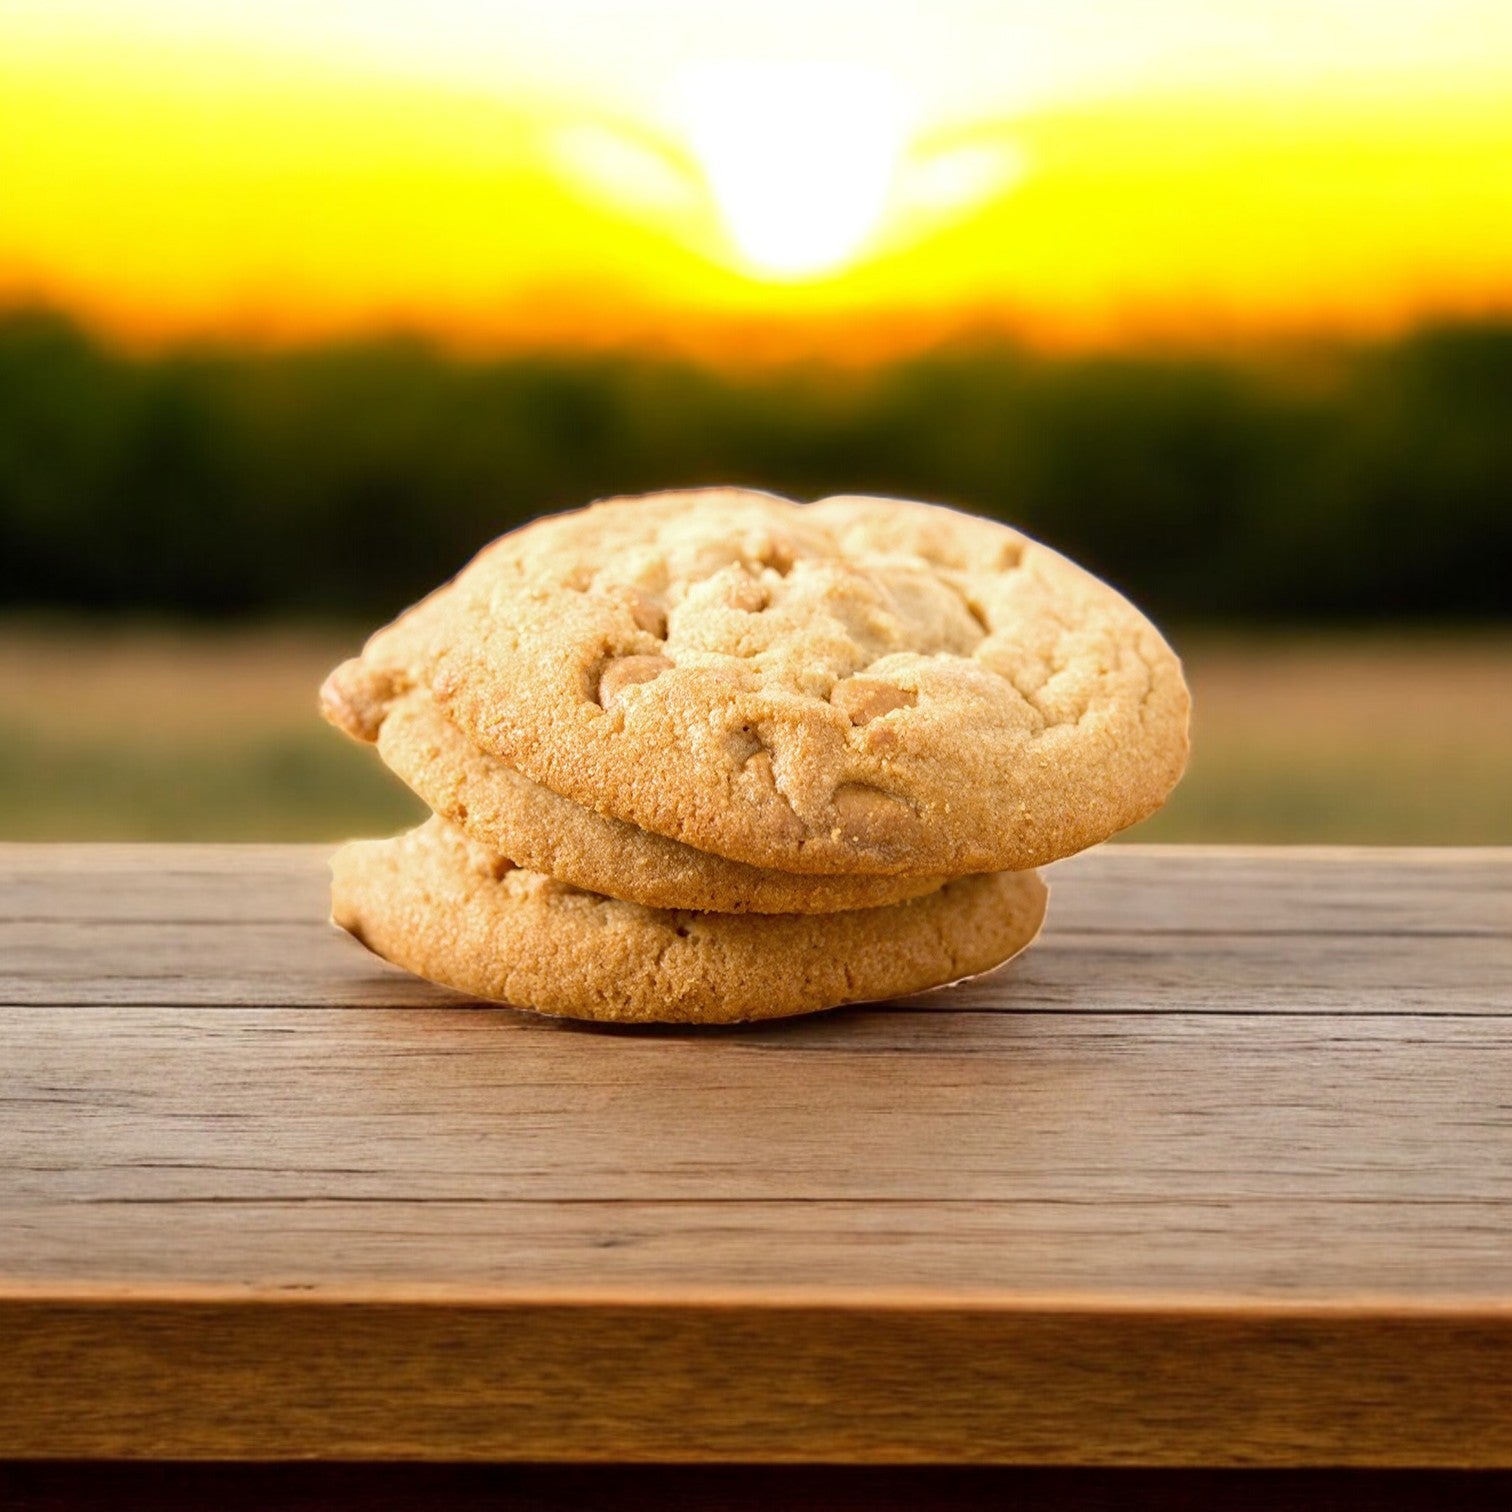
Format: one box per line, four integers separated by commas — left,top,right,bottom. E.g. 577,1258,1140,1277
4,1008,1511,1293
7,1197,1512,1297
2,844,1509,1465
1049,845,1511,937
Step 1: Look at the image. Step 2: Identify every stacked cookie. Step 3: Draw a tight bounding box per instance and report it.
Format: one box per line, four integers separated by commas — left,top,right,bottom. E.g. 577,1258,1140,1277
322,489,1189,1023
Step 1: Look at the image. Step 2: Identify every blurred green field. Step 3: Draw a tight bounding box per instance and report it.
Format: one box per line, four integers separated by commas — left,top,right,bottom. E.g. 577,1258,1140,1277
1,620,1507,845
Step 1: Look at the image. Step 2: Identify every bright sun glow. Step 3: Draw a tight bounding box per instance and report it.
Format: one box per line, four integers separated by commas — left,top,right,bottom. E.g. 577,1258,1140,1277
677,62,909,279
4,5,1512,345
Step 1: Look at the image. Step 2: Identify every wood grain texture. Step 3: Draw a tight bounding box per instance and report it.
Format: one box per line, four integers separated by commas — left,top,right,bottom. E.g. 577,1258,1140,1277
1,844,1510,1465
4,1294,1512,1465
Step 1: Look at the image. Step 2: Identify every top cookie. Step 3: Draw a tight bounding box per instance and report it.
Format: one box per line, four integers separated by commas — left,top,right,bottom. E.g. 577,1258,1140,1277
336,489,1190,875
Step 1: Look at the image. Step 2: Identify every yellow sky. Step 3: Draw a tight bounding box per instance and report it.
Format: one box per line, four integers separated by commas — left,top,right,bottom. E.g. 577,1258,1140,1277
3,1,1511,353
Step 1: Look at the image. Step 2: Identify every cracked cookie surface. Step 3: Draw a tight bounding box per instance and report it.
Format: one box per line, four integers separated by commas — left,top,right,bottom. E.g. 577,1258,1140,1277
328,488,1190,875
330,816,1048,1024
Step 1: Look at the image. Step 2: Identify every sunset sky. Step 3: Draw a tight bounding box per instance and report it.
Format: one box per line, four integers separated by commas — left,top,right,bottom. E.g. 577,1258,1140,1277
4,1,1511,354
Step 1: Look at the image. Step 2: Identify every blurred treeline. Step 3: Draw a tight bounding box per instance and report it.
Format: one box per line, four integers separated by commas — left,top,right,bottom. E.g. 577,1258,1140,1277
1,307,1508,622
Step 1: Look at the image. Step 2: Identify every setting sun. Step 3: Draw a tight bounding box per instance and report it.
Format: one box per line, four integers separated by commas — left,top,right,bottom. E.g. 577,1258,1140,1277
2,2,1511,349
677,62,908,279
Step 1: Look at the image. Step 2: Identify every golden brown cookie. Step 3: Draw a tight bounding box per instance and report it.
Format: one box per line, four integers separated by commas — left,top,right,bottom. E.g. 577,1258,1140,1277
357,686,948,913
330,817,1048,1024
327,489,1189,875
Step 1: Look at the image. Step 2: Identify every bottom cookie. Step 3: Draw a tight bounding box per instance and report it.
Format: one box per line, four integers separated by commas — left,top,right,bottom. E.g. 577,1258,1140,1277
331,817,1048,1024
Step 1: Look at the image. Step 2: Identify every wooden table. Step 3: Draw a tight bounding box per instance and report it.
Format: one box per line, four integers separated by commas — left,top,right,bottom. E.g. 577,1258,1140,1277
2,845,1510,1489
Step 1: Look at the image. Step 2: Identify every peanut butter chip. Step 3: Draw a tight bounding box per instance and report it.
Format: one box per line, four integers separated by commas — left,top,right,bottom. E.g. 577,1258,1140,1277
726,726,766,764
596,654,672,709
830,677,917,726
738,749,807,843
831,782,914,845
625,588,668,639
743,748,778,784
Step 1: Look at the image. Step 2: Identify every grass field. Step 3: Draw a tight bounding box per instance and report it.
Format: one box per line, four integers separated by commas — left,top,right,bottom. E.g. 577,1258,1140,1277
1,620,1508,845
